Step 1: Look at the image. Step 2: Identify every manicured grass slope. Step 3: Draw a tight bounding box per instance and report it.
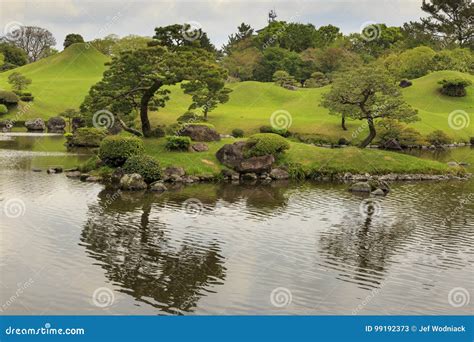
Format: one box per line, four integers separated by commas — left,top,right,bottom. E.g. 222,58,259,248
0,43,109,120
154,70,473,141
143,138,449,176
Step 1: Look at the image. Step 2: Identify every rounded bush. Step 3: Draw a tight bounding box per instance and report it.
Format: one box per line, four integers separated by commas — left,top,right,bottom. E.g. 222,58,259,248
177,111,205,123
165,136,191,151
123,154,161,183
426,130,451,146
150,126,166,138
259,125,290,137
244,133,290,158
231,128,244,138
438,77,472,97
20,95,34,102
71,127,107,147
0,90,19,105
0,104,8,115
99,135,145,166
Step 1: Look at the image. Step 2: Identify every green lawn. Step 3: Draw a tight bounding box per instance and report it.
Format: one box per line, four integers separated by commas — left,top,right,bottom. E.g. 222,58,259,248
0,43,109,120
142,138,450,176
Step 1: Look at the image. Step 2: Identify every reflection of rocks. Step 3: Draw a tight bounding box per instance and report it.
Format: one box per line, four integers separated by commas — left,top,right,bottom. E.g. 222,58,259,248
216,182,289,210
80,190,226,314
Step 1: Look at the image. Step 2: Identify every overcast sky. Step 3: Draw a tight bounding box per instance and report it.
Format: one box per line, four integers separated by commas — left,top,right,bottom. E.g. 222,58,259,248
1,0,426,50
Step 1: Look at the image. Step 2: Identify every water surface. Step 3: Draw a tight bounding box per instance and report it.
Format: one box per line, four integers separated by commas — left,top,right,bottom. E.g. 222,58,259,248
0,134,472,315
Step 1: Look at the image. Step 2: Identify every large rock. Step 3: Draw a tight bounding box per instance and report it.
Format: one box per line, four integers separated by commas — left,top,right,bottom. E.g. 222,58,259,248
0,120,13,132
399,80,412,88
191,143,209,152
181,124,220,142
71,117,85,132
238,155,275,173
216,141,275,174
47,116,66,133
149,181,167,192
163,166,185,182
270,168,290,180
25,118,45,132
349,182,371,193
120,173,147,191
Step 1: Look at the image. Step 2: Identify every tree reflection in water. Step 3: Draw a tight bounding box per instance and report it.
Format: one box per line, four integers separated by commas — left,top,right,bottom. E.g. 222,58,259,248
80,189,226,314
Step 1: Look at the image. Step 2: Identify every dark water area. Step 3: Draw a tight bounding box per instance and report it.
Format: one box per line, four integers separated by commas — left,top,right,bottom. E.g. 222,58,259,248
0,134,472,315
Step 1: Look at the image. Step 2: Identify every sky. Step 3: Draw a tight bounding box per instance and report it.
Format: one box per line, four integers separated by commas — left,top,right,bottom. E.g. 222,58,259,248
1,0,426,50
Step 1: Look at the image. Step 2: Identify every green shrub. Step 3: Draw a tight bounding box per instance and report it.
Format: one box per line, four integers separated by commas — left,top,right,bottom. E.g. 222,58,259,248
244,133,290,158
427,130,451,146
123,154,162,183
232,128,244,138
165,136,191,151
150,126,166,138
377,121,423,148
99,136,145,166
304,72,330,88
470,137,474,145
0,90,19,105
177,111,205,123
78,155,101,172
259,125,290,137
20,95,34,102
71,127,107,147
438,77,472,97
0,104,7,115
181,122,215,129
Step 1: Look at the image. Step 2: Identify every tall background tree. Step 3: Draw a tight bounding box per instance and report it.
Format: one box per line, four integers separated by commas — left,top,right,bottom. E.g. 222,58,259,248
322,67,419,147
3,26,56,62
63,33,84,48
420,0,473,48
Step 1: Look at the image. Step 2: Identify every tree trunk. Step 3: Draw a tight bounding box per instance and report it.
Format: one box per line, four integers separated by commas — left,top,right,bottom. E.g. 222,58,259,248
359,117,376,148
140,80,162,137
118,118,143,137
341,114,347,131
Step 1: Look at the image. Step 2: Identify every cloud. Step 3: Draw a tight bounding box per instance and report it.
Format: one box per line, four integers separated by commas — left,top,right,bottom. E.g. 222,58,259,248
1,0,425,49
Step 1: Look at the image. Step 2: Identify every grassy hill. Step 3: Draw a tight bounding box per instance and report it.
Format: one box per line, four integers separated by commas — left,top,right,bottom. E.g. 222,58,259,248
156,71,473,142
0,43,109,120
0,44,471,142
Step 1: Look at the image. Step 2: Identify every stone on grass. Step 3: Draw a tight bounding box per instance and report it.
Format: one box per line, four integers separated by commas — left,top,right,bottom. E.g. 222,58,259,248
25,118,46,132
270,168,290,180
191,143,209,152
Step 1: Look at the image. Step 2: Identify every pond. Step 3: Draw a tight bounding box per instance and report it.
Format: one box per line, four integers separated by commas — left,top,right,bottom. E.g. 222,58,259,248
0,134,472,315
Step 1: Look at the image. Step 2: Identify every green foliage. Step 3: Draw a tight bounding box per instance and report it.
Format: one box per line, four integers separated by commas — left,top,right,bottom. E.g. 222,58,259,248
272,70,297,87
165,136,191,151
322,66,419,147
0,90,19,105
20,95,34,102
254,47,304,82
259,125,290,137
231,128,244,138
123,154,162,183
63,34,85,48
72,127,107,147
383,47,436,79
304,72,330,88
78,155,101,173
377,120,424,147
177,111,205,123
222,43,262,81
244,133,290,157
99,136,145,166
0,104,8,114
150,126,166,138
0,42,28,68
433,48,474,73
438,77,472,97
427,130,452,146
7,72,32,92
